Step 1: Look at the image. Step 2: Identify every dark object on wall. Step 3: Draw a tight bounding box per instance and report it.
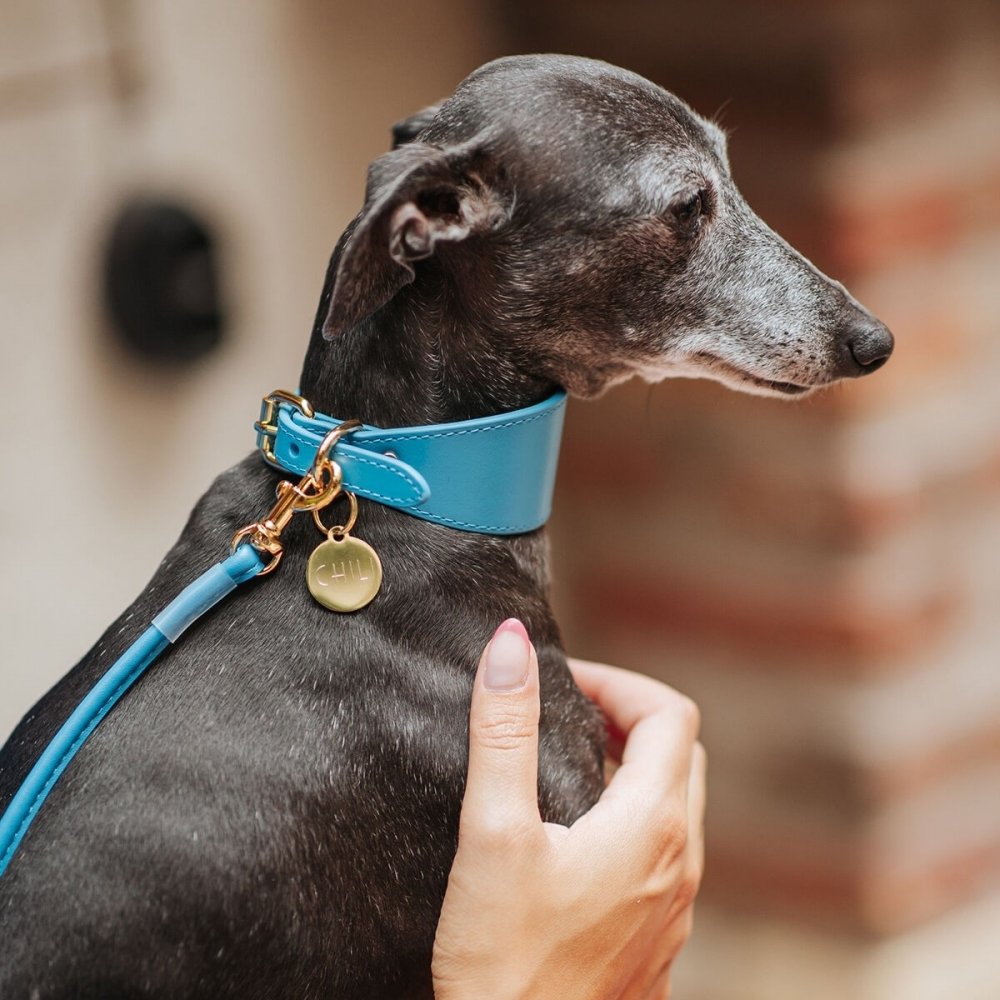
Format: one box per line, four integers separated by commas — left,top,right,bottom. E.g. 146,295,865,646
103,199,226,363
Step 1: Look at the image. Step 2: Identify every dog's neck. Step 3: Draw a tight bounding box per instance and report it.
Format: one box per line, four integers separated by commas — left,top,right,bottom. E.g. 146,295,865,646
299,259,556,428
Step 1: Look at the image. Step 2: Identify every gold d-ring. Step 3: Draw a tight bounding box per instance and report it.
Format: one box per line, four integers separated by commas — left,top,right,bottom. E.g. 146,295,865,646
312,490,359,538
313,419,362,481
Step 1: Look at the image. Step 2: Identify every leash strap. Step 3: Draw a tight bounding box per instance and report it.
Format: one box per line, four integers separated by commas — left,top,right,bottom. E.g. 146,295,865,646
257,389,567,534
0,545,264,878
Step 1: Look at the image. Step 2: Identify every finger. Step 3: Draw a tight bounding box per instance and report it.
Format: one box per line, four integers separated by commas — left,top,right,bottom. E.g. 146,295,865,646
460,619,542,839
568,659,631,754
569,659,700,746
570,660,700,799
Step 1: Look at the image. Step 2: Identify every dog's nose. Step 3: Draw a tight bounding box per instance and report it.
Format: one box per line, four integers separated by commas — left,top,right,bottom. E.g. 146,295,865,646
843,318,894,376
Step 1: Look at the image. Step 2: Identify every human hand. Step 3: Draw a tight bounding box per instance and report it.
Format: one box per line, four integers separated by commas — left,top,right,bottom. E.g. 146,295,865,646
432,619,706,1000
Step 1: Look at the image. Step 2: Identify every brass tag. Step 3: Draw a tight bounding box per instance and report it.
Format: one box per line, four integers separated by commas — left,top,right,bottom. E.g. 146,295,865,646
307,534,382,612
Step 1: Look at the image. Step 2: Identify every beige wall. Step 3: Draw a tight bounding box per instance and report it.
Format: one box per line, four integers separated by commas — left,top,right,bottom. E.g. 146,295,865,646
0,0,496,740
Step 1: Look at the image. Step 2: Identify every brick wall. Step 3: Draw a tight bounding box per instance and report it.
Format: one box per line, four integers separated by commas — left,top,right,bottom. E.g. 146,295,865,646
507,2,1000,997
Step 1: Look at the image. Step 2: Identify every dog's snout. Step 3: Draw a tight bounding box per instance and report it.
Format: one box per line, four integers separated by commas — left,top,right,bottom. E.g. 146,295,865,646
842,318,894,377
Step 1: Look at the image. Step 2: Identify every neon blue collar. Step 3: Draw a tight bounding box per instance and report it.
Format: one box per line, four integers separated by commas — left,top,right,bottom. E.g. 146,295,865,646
256,390,567,535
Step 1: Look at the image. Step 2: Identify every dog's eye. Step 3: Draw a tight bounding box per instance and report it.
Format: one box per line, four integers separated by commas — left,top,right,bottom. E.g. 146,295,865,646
671,190,707,227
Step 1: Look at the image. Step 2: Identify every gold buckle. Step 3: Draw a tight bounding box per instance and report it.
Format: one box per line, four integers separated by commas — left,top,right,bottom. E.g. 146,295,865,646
233,418,361,576
255,389,315,465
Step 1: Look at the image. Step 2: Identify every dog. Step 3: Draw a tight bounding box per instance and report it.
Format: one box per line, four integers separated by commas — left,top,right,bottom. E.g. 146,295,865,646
0,54,892,998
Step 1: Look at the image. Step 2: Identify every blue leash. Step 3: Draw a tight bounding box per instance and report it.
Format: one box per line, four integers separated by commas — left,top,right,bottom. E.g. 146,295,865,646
0,545,264,878
0,398,351,879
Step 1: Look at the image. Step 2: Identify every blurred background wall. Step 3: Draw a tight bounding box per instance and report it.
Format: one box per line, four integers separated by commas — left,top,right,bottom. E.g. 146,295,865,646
2,2,999,998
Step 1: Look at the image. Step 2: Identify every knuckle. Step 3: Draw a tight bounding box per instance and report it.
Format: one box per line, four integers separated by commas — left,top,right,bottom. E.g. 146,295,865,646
636,813,692,900
650,808,689,865
674,869,701,912
472,709,535,752
634,821,705,908
675,695,701,738
644,859,691,903
461,809,536,854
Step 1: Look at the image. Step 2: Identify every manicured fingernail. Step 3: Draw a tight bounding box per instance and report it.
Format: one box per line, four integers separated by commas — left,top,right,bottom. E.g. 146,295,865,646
484,619,531,690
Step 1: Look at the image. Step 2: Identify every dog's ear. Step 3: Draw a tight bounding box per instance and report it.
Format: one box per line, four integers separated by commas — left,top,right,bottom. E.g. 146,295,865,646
391,103,442,149
323,142,505,339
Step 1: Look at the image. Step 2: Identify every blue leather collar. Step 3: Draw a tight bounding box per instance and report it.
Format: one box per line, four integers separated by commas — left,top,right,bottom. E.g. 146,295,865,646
256,390,567,535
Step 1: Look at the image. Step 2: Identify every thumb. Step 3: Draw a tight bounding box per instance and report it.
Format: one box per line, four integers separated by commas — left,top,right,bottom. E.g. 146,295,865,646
460,619,542,839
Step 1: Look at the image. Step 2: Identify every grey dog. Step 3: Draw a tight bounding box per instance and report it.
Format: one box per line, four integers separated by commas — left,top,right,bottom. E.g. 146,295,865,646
0,55,892,999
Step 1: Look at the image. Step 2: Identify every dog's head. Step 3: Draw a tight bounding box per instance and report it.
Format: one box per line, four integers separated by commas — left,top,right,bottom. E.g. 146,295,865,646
321,54,892,399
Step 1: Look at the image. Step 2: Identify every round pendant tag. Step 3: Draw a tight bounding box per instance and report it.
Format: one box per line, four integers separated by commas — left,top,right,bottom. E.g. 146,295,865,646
307,535,383,612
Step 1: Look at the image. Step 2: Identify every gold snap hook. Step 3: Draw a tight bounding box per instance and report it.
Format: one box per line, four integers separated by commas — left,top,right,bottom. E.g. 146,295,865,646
231,420,362,575
284,459,343,512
